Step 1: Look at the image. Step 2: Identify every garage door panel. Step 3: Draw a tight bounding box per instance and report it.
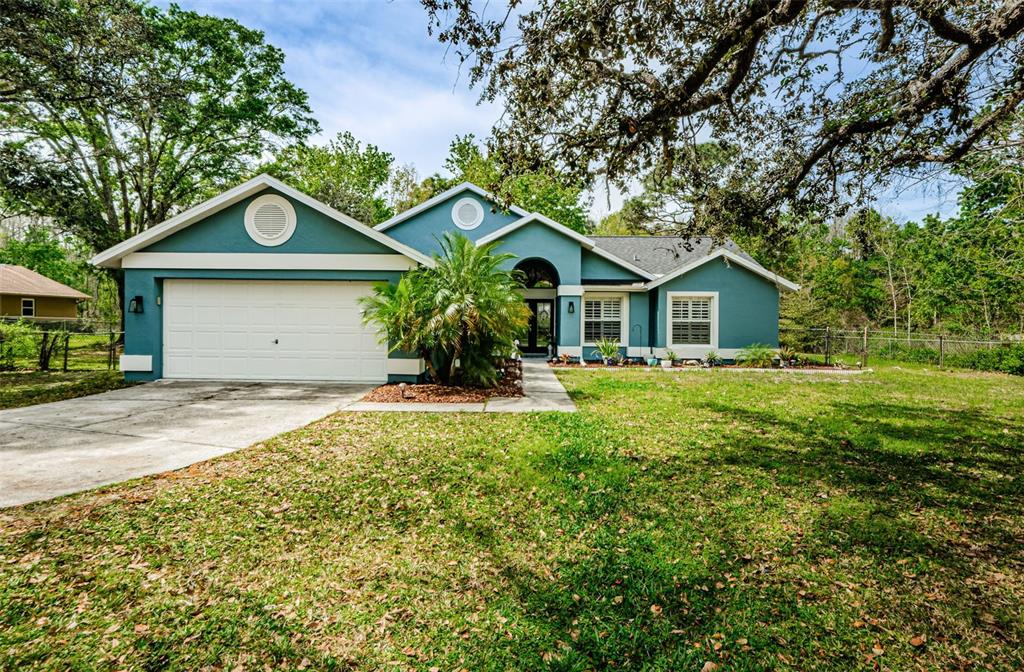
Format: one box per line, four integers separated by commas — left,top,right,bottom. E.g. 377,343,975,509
162,279,386,382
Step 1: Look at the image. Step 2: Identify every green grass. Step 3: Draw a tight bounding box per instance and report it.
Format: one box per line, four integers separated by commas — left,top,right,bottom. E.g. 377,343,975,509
1,365,1022,670
0,370,130,409
7,333,118,372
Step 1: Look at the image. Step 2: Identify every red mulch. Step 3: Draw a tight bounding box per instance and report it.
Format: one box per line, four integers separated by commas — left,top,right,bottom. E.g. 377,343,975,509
361,360,523,403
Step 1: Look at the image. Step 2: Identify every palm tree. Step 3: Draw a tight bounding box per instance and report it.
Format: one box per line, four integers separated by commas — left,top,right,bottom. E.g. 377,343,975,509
360,232,530,386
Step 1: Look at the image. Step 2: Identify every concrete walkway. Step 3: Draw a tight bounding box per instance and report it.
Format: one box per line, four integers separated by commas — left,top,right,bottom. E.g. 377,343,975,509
0,381,371,508
344,359,576,413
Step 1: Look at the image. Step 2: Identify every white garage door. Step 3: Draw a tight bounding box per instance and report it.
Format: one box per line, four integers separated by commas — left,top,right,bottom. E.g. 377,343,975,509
163,279,387,382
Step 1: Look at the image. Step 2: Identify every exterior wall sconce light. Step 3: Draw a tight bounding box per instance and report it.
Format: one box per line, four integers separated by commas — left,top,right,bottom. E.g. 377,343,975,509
567,300,575,314
128,295,144,313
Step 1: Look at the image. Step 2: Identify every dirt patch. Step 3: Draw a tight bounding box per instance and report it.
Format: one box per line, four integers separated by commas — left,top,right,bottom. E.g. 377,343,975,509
361,360,523,403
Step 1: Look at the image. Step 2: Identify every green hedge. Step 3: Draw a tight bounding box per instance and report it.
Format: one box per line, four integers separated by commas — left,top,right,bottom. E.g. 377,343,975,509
946,344,1024,376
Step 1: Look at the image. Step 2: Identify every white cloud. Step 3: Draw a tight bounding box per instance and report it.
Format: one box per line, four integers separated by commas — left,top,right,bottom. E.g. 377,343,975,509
164,0,501,176
158,0,961,225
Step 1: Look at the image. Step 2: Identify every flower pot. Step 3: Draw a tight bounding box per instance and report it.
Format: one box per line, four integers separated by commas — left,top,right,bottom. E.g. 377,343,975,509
660,360,674,370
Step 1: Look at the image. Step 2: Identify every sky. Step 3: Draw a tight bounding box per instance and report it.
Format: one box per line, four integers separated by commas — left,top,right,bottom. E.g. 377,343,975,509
163,0,961,224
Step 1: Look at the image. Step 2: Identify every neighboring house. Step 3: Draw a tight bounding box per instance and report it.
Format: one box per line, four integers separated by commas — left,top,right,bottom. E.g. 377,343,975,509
0,264,90,320
92,174,797,383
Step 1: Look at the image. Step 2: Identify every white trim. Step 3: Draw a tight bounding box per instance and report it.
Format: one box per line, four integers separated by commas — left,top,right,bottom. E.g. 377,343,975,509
626,346,647,358
20,297,35,317
580,292,629,346
582,284,647,292
244,194,296,246
476,213,655,281
90,174,434,269
374,182,529,232
558,345,582,357
387,358,426,376
120,354,152,372
121,252,416,271
646,248,800,292
451,197,485,230
556,284,584,296
666,291,719,353
519,288,556,299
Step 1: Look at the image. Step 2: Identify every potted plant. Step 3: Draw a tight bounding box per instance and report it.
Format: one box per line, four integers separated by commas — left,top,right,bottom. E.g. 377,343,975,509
594,338,620,366
778,347,798,367
661,349,677,370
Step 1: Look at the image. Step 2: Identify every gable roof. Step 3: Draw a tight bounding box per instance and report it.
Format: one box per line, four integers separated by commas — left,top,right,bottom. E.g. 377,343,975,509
0,264,90,300
591,236,756,276
374,182,529,232
592,236,798,291
477,213,655,281
91,174,434,269
630,242,798,292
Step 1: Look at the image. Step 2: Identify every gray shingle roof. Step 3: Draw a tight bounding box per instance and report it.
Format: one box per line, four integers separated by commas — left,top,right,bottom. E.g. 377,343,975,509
590,236,768,277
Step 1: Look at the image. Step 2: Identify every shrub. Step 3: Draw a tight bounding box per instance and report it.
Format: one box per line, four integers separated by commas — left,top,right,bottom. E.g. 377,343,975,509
873,341,940,364
946,344,1024,376
360,233,531,387
704,350,723,367
736,343,776,368
0,321,38,371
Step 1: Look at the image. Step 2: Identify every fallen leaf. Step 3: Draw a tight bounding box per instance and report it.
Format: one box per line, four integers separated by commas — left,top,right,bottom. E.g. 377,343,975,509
650,604,663,617
910,634,926,647
701,663,719,672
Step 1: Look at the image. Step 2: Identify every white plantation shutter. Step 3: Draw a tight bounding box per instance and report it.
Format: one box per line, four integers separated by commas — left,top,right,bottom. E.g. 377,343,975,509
670,297,712,345
584,298,623,342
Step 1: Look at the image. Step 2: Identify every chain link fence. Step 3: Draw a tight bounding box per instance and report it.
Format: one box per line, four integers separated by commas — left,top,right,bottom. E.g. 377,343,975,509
781,327,1023,368
0,317,121,372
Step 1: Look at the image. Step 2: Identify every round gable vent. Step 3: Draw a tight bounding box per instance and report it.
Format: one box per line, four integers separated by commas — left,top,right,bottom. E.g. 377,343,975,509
245,194,296,246
451,197,484,230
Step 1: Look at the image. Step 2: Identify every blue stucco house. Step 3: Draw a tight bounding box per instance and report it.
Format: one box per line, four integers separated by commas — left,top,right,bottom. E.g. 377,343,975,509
93,174,798,383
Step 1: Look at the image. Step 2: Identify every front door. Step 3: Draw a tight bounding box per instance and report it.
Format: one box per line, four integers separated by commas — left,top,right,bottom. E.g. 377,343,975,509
523,299,554,355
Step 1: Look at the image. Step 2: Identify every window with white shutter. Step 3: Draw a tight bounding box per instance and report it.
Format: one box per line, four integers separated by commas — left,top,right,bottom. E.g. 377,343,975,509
583,297,623,343
670,297,713,345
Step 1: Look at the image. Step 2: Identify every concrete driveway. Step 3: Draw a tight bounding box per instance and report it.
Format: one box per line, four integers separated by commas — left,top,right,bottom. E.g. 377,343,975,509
0,380,371,508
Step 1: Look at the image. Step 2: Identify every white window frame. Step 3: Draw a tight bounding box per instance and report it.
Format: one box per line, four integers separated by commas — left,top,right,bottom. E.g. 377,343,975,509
581,293,628,346
21,298,35,317
666,291,718,356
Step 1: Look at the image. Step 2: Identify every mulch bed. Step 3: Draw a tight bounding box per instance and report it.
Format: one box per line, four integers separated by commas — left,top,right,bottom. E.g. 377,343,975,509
361,360,523,403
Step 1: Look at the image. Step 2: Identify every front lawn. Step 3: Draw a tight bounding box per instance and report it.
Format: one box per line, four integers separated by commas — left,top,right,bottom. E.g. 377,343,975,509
1,366,1022,670
0,370,130,410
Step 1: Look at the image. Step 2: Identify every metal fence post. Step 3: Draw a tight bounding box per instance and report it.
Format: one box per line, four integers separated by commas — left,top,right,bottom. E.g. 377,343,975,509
862,326,868,368
825,326,831,366
62,333,70,372
938,334,944,368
